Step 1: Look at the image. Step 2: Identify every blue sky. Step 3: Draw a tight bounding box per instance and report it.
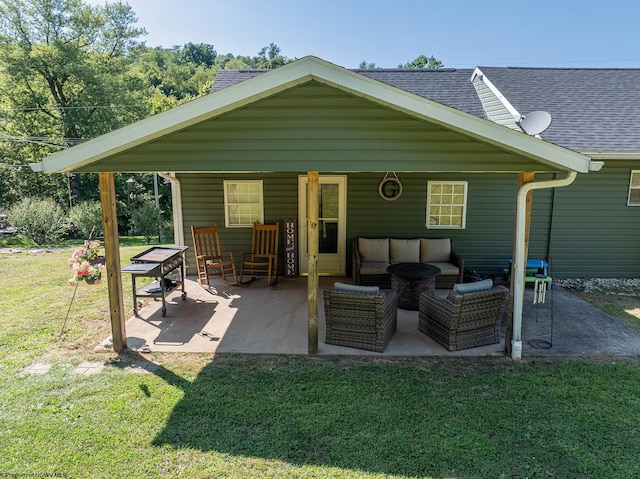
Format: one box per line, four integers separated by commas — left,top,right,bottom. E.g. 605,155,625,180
90,0,640,68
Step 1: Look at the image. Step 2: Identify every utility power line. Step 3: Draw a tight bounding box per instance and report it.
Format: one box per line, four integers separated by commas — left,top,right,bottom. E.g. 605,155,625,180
0,134,85,147
4,104,146,112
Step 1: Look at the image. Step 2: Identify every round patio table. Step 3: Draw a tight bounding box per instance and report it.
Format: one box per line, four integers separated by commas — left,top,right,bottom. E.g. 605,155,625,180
387,263,441,310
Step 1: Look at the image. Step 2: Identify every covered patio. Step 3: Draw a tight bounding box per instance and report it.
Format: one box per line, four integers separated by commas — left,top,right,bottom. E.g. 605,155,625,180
97,275,640,357
32,56,606,359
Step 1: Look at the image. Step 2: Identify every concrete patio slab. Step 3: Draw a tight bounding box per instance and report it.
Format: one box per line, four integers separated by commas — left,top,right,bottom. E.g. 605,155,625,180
520,285,640,356
97,276,640,357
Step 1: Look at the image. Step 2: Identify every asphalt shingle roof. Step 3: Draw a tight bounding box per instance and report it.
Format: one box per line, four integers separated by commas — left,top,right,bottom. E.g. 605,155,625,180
211,68,483,117
210,70,266,92
212,65,640,153
355,68,483,117
479,67,640,152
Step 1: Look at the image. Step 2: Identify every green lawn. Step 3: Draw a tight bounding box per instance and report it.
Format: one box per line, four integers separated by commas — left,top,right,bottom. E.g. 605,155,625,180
1,247,639,478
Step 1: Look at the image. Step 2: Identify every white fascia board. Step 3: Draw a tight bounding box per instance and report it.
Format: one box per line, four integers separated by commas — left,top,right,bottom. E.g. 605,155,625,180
580,150,640,160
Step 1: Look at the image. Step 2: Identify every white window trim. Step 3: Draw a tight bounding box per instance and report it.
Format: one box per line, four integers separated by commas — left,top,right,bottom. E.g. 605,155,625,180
627,170,640,206
223,180,264,227
426,181,468,229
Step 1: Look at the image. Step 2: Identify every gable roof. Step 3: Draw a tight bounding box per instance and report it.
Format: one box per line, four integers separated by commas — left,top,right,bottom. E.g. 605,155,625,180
215,64,640,158
475,67,640,156
213,67,484,117
32,56,594,174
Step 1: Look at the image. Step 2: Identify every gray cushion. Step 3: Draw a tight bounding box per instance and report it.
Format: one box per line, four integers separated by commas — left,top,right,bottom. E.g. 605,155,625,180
358,238,389,263
359,261,391,275
334,282,380,293
453,278,493,294
424,262,459,276
390,239,420,264
420,238,451,263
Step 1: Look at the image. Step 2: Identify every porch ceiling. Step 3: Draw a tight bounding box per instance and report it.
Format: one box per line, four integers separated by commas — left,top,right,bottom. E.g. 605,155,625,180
32,56,594,175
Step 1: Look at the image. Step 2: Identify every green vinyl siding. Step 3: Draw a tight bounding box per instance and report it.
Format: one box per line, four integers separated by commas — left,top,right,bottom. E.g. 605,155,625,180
179,173,298,274
177,167,640,280
346,173,530,277
549,162,640,278
82,82,547,173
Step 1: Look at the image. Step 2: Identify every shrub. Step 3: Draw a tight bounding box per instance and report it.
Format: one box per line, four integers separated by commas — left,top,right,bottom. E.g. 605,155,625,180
161,219,174,244
6,197,67,245
131,199,160,244
69,201,103,238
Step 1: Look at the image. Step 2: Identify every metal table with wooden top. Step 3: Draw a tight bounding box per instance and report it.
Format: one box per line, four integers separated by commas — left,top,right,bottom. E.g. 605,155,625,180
122,245,188,317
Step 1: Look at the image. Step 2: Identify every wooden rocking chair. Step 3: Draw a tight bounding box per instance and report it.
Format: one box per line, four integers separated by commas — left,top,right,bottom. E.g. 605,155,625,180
240,223,279,285
191,224,238,287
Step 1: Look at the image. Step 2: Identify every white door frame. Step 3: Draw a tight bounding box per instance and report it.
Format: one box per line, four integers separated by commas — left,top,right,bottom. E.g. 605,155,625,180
298,175,347,276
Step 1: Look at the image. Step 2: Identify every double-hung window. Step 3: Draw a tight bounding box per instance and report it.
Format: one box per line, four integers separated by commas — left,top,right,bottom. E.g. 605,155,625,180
627,171,640,206
223,180,264,227
427,181,468,229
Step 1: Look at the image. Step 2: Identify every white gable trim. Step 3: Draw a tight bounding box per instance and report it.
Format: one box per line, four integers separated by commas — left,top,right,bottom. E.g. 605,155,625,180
471,67,521,119
32,56,593,174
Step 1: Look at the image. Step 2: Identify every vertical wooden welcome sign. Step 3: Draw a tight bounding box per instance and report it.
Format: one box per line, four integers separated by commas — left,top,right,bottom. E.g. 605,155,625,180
284,218,298,277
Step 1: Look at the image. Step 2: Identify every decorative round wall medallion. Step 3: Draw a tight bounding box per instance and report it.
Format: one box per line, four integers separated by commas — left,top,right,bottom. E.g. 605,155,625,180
379,176,403,201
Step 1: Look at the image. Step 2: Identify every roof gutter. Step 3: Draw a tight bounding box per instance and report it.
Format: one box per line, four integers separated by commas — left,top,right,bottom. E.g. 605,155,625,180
157,172,184,246
511,170,577,359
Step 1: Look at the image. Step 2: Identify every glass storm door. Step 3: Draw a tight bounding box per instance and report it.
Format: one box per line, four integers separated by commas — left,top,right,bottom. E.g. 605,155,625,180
298,175,346,276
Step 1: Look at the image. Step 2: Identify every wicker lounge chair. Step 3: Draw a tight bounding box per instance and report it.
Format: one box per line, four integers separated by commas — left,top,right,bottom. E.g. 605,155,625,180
323,286,398,353
418,284,509,351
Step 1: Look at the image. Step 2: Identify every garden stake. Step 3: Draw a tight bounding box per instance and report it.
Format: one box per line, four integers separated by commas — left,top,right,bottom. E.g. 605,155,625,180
60,282,79,339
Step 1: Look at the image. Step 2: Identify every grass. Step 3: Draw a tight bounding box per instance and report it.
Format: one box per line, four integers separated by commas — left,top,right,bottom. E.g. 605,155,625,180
1,247,640,478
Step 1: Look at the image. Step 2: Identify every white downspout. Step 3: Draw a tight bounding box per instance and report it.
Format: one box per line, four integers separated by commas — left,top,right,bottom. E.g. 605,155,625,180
511,171,577,359
157,172,184,246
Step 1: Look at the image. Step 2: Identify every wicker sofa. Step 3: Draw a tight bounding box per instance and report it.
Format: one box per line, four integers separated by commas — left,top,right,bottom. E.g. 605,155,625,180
418,280,509,351
323,283,398,353
352,237,464,289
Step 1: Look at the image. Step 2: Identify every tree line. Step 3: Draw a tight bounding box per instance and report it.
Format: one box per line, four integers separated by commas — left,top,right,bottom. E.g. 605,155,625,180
0,0,441,240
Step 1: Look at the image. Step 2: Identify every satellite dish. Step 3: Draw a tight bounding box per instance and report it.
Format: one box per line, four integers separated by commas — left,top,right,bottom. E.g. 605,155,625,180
518,110,552,135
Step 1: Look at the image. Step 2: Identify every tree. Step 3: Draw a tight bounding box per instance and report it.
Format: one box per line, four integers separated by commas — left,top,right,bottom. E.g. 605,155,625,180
131,196,160,244
133,44,217,104
7,197,67,245
398,54,443,69
0,0,148,144
358,61,377,69
0,0,148,206
256,43,290,69
68,201,103,238
178,42,217,67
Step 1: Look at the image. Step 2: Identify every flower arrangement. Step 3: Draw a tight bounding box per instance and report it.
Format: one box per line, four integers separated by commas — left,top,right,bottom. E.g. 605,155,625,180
68,240,106,285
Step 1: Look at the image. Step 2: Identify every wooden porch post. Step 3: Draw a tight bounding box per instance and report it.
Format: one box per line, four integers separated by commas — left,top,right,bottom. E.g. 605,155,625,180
505,172,534,356
307,171,319,354
99,173,127,352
